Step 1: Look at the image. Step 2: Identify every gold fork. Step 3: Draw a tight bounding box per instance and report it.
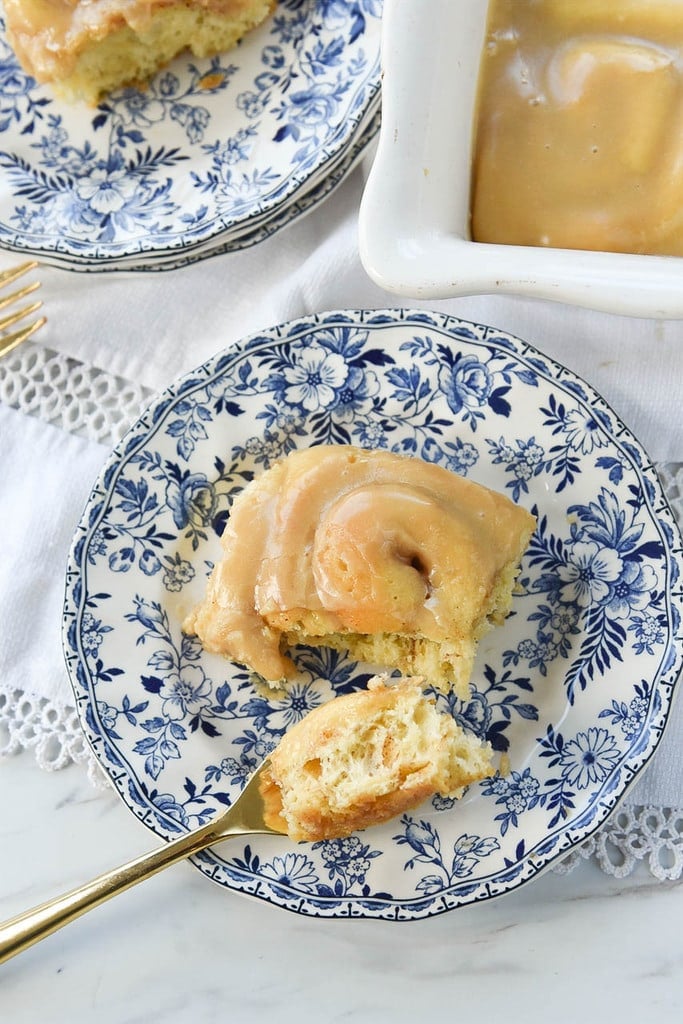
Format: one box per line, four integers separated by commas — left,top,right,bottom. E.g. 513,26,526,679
0,760,283,966
0,261,46,358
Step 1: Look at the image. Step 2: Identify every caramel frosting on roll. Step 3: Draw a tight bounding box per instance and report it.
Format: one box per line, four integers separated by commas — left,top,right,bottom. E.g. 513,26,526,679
3,0,268,80
184,445,536,697
3,0,275,103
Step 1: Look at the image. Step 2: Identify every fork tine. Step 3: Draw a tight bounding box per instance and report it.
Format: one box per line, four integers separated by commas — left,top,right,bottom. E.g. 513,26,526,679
0,261,45,357
0,279,41,313
0,260,39,288
0,316,47,358
0,299,43,333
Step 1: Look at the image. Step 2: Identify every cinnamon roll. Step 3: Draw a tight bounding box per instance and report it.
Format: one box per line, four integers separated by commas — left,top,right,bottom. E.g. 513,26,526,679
3,0,275,104
259,674,495,842
184,445,536,697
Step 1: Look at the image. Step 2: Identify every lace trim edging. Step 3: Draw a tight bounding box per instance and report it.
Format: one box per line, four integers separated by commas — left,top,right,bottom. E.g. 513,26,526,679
552,806,683,881
0,687,109,790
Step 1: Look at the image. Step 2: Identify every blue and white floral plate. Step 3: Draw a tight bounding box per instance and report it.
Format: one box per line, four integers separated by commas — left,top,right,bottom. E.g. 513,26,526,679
97,105,382,273
0,1,382,270
63,309,683,919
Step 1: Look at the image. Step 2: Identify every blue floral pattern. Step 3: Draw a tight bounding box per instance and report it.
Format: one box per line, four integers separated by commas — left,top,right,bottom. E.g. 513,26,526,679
63,309,683,919
0,2,381,266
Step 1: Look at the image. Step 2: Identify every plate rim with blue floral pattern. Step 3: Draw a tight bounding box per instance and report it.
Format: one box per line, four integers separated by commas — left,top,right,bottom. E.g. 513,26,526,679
62,308,683,919
0,1,382,268
9,105,381,275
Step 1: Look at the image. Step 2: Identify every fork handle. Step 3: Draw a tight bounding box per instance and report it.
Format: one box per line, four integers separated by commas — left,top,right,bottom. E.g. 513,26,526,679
0,818,227,967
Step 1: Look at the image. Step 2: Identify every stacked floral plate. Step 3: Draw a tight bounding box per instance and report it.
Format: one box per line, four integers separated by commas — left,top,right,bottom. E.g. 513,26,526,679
0,1,382,272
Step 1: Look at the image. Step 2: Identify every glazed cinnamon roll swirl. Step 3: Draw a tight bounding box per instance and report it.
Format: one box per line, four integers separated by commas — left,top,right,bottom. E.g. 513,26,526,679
183,445,536,697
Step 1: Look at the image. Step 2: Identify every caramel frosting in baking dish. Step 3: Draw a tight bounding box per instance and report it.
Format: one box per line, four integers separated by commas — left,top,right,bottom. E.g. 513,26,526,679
471,0,683,255
184,445,536,693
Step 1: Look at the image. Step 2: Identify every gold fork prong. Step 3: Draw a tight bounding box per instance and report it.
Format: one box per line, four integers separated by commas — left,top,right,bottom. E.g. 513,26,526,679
0,260,40,287
0,298,43,333
0,261,45,357
0,316,47,358
0,279,41,313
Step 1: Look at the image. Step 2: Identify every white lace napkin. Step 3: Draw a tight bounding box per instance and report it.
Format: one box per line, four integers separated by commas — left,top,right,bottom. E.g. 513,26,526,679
0,405,106,703
1,160,681,877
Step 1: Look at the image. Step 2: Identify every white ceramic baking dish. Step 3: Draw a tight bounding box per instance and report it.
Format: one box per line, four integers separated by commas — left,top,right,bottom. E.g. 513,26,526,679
359,0,683,318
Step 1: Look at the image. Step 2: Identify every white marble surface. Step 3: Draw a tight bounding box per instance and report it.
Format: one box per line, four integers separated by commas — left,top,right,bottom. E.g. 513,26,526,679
1,751,681,1023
